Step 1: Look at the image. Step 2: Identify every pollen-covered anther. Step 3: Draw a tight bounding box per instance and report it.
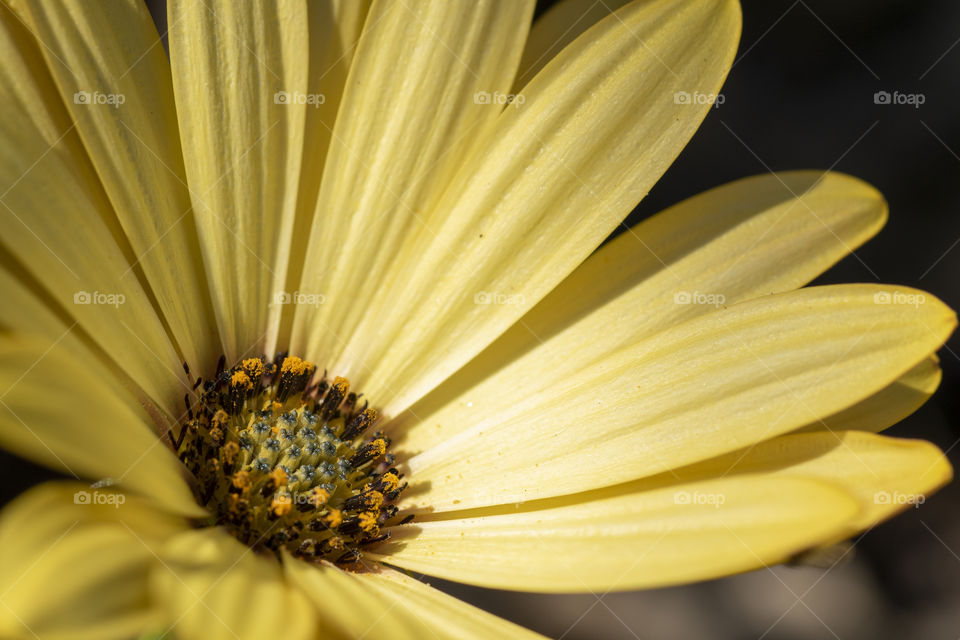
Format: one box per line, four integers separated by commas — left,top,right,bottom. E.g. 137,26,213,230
231,470,251,492
306,487,330,509
322,508,343,529
173,354,409,565
270,494,292,518
358,512,380,535
350,438,387,467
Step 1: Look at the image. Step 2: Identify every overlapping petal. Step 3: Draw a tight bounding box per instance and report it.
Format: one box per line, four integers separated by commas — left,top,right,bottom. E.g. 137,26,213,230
0,482,187,640
394,170,888,453
0,335,203,517
331,0,742,415
798,355,941,434
515,0,632,89
406,285,955,512
24,0,219,370
168,0,310,361
285,558,546,639
375,431,947,591
0,4,187,416
150,528,316,640
292,0,536,368
371,476,857,591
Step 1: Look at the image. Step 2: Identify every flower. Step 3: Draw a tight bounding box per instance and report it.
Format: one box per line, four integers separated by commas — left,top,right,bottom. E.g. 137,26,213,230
0,0,954,638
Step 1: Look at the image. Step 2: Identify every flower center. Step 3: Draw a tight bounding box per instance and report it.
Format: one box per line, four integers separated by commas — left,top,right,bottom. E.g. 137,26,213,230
172,353,407,565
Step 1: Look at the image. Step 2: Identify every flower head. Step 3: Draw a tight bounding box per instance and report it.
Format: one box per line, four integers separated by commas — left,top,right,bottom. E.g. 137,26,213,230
0,0,954,638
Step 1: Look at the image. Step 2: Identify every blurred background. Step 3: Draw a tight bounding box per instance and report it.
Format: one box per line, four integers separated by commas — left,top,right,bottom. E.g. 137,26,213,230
3,0,960,638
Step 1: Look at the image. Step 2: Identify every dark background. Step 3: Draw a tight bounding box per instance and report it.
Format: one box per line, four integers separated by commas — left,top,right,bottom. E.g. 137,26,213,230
3,1,960,638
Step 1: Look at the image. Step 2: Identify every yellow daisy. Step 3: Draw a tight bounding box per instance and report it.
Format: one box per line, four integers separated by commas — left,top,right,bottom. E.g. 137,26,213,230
0,0,955,638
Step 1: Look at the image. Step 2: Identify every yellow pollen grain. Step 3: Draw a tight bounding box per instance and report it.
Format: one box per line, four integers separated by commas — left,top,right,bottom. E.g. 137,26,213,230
324,508,343,528
230,370,252,390
221,442,240,466
309,487,330,507
366,491,385,510
281,356,315,376
231,470,252,491
271,494,292,517
332,376,349,392
380,472,400,493
358,512,378,534
268,467,288,487
370,438,387,457
211,409,228,427
242,358,265,378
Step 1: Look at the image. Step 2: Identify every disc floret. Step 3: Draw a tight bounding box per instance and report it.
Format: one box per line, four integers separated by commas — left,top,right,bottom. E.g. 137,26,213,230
173,354,407,565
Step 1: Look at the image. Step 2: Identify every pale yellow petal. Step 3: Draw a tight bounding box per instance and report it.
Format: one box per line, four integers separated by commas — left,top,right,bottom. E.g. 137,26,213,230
369,476,857,592
168,0,309,361
647,430,952,534
291,0,535,368
274,0,372,353
151,528,316,640
406,285,955,512
285,557,546,639
334,0,742,415
0,4,187,416
395,170,887,453
0,481,187,640
796,355,941,434
515,0,632,89
24,0,219,369
0,335,204,517
0,256,144,417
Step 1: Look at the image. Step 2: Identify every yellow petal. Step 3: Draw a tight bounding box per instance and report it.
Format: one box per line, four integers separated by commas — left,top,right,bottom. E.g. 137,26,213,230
332,0,742,416
395,170,887,454
406,285,956,512
275,0,372,353
0,482,187,640
0,256,144,417
291,0,535,369
0,5,186,416
285,557,546,639
369,476,857,592
0,335,204,517
23,0,219,370
796,355,941,434
649,430,952,535
168,0,309,361
515,0,631,89
151,528,316,640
